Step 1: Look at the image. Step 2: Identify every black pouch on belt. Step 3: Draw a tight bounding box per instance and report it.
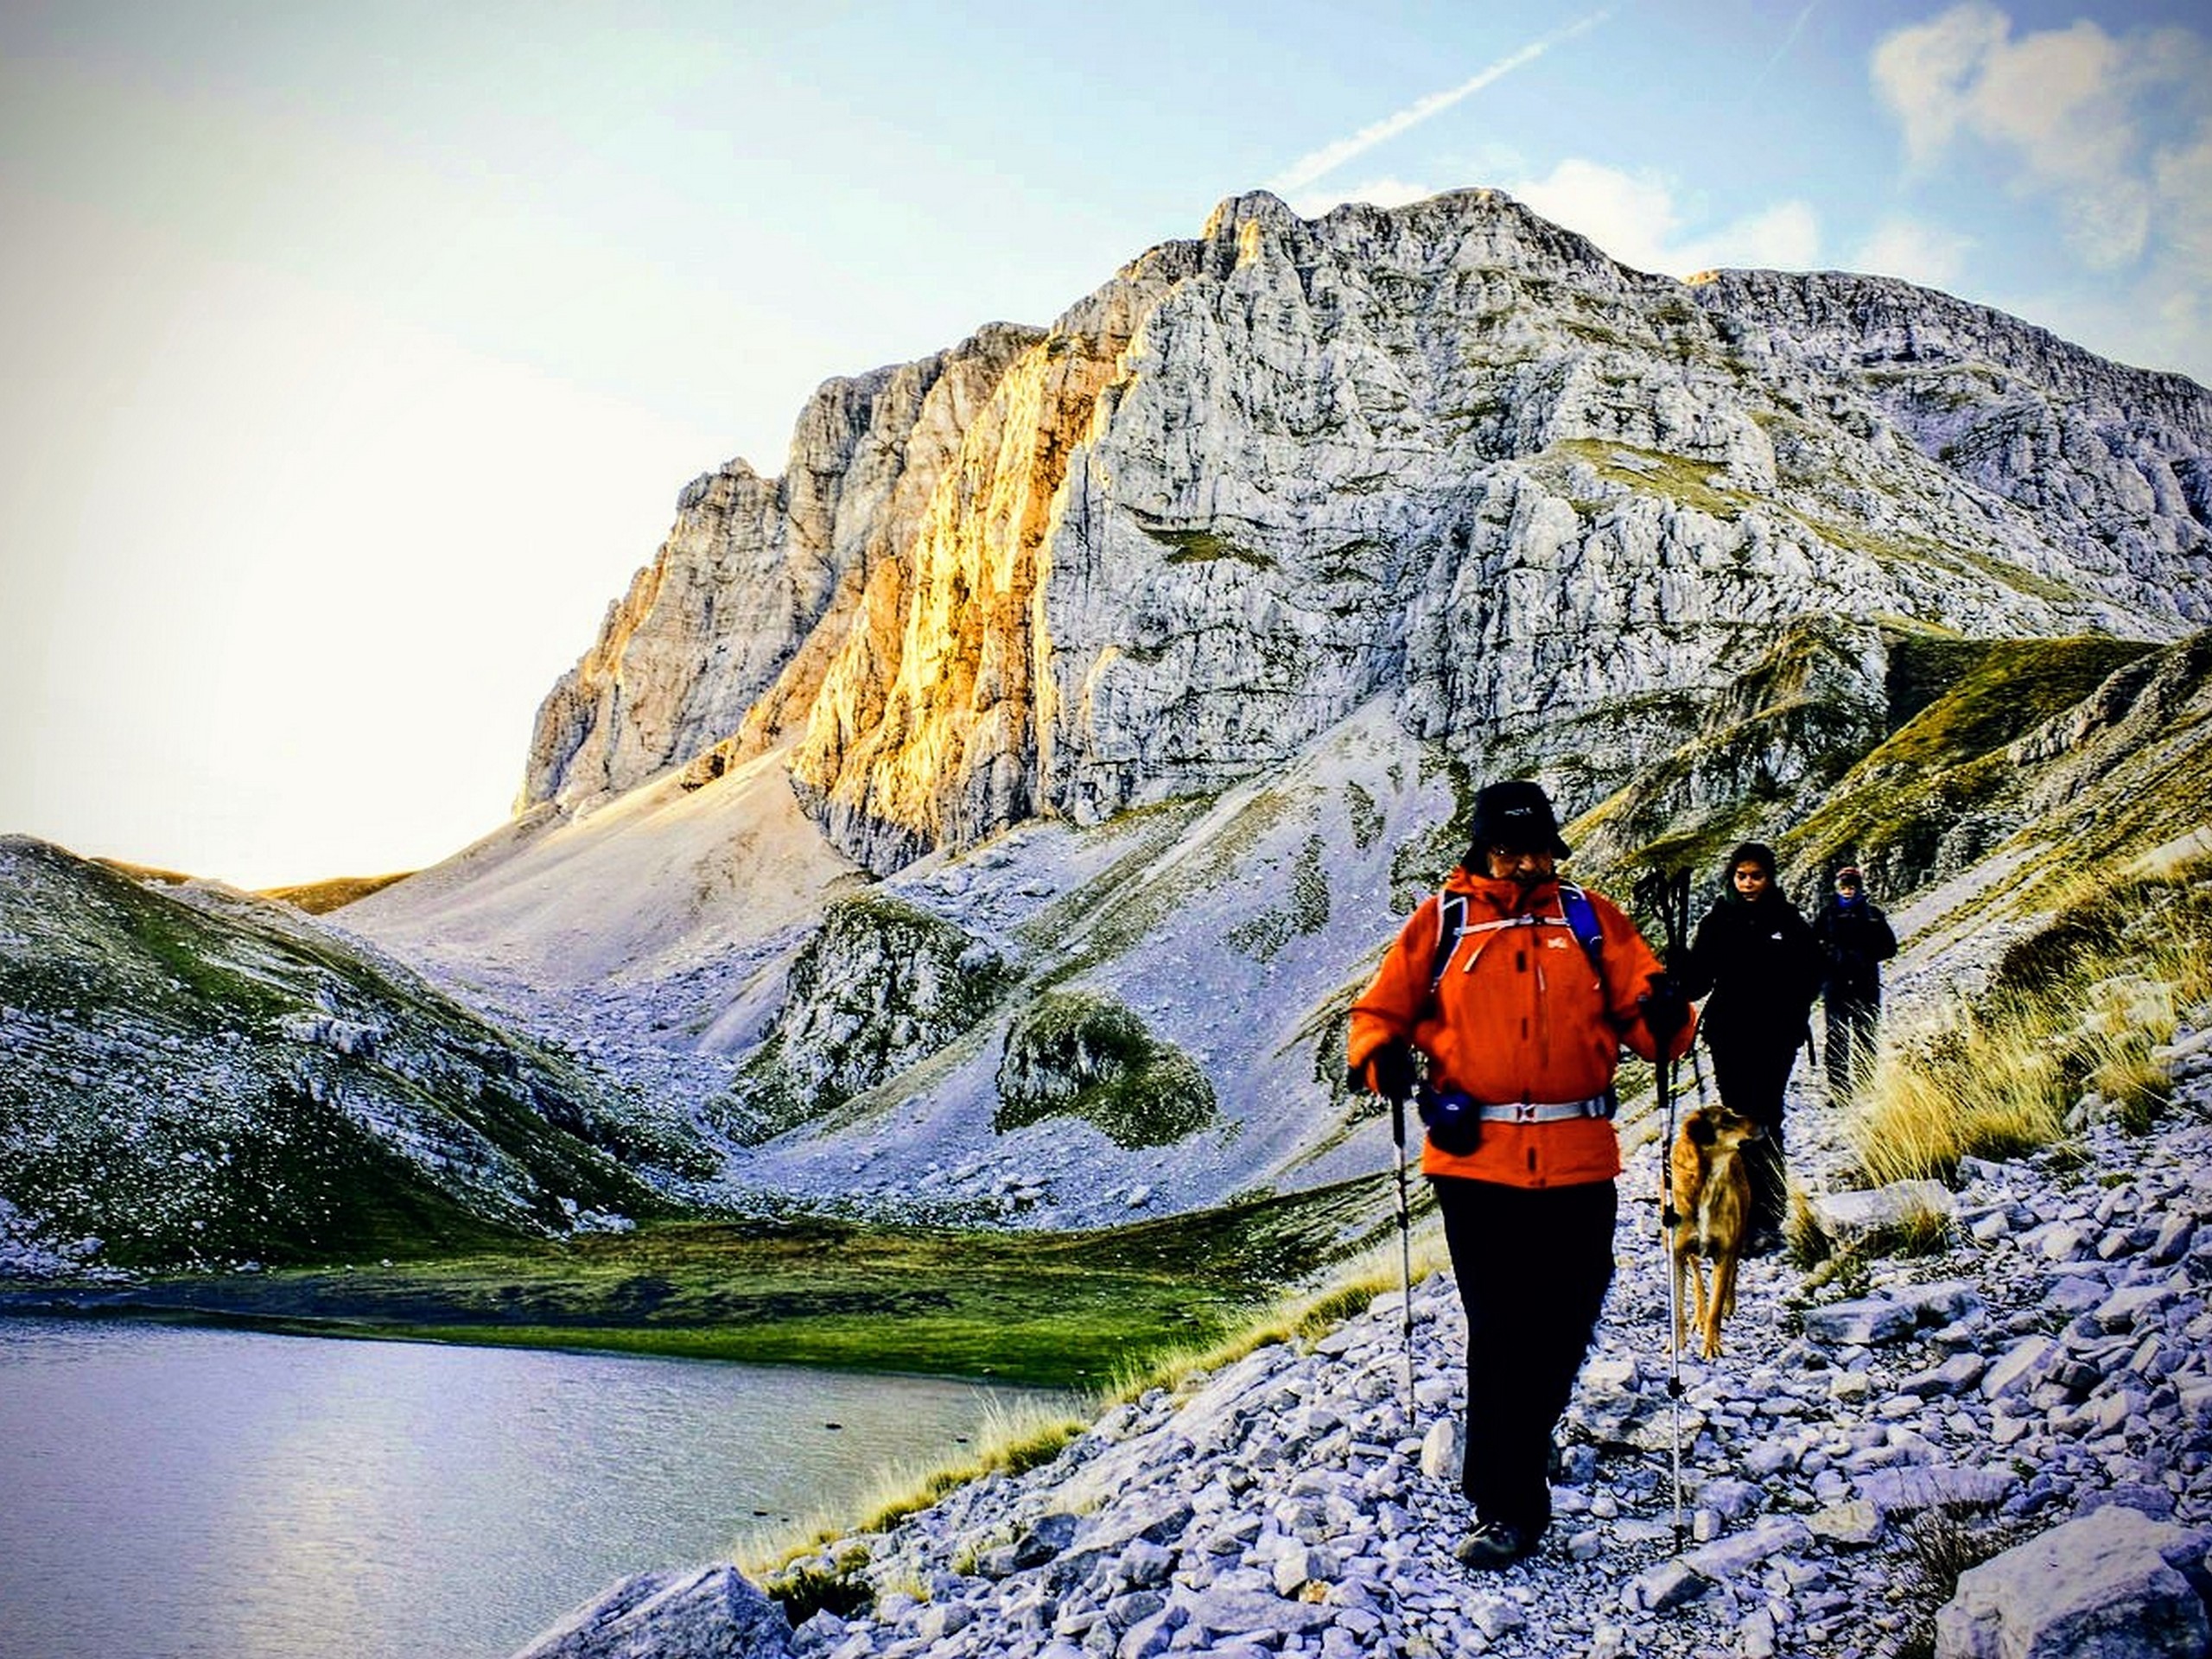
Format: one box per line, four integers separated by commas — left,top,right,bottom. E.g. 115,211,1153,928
1416,1085,1482,1156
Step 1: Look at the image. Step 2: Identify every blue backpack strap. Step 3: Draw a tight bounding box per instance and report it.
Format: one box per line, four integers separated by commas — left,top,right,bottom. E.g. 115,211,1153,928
1558,882,1605,971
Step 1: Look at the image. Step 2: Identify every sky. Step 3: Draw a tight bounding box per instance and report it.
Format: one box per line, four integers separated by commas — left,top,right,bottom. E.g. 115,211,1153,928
3,1,2207,888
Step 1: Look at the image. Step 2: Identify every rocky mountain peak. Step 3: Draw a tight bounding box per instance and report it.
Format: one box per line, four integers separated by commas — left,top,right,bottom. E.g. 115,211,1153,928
516,188,2210,874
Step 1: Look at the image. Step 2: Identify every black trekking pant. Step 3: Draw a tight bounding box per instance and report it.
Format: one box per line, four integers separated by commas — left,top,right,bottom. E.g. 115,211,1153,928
1707,1036,1799,1234
1824,995,1878,1102
1431,1175,1617,1539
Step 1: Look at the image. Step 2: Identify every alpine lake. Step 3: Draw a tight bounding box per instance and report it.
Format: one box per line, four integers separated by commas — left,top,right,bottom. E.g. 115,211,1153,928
0,1178,1388,1659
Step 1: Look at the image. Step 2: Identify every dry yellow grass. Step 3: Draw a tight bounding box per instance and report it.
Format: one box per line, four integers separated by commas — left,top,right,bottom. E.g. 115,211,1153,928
1843,854,2209,1185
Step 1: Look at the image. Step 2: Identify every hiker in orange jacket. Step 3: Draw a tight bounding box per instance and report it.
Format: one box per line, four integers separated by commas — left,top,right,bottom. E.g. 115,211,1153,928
1349,779,1694,1570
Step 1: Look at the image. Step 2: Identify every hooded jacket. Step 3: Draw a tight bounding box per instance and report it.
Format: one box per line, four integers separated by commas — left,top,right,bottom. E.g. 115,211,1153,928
1348,869,1692,1188
1681,887,1824,1049
1813,894,1898,1003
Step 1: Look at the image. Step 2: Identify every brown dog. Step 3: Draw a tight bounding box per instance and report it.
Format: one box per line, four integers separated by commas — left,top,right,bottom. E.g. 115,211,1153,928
1669,1104,1761,1360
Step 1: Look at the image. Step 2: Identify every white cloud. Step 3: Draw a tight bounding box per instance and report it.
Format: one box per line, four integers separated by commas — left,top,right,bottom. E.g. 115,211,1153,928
1509,158,1820,277
1871,3,2208,270
1871,2,2012,166
1708,201,1822,272
1869,4,2212,383
1267,12,1611,196
1853,218,1975,289
1286,176,1440,217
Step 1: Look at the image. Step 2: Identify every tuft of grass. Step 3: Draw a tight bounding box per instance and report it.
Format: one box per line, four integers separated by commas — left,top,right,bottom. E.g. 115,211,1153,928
1550,439,1758,521
1842,854,2210,1186
1100,1226,1449,1404
1884,1506,2031,1659
1846,1001,2072,1187
748,1389,1096,1587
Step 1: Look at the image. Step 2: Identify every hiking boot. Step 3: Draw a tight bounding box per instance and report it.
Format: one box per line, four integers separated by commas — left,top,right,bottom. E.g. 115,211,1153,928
1453,1520,1535,1570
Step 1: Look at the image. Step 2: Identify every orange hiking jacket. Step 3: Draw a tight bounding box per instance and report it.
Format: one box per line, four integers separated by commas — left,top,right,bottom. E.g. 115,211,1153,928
1348,871,1694,1188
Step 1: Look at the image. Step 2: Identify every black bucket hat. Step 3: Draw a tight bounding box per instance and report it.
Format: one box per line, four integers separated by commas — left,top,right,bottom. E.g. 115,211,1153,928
1462,779,1572,864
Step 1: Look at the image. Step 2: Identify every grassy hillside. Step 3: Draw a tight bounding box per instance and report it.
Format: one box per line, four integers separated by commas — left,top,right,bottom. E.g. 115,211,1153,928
0,838,683,1271
258,871,416,913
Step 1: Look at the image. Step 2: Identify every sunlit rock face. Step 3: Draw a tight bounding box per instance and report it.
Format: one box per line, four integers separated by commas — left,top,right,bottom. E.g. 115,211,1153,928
521,188,2212,870
518,323,1044,811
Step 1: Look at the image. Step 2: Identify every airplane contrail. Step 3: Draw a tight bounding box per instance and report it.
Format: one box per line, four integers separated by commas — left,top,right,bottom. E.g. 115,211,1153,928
1267,10,1613,195
1746,2,1820,95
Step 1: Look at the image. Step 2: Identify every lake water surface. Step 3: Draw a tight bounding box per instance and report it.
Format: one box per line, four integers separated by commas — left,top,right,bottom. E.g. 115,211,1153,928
0,1318,1060,1659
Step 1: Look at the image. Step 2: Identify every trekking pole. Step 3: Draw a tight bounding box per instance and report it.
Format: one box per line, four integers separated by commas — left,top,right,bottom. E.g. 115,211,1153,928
1657,1032,1686,1555
1638,866,1693,1555
1388,1090,1417,1433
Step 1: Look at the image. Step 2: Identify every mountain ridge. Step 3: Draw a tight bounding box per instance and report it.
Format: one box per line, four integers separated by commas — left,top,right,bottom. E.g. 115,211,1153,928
514,187,2209,882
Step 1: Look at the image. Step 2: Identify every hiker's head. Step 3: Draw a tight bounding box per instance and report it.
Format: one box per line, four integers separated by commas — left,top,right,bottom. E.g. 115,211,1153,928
1834,866,1865,901
1462,780,1570,882
1726,842,1777,901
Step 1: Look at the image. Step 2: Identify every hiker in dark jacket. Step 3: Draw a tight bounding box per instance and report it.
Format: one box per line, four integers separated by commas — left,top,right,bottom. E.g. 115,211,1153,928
1812,866,1897,1103
1681,842,1823,1255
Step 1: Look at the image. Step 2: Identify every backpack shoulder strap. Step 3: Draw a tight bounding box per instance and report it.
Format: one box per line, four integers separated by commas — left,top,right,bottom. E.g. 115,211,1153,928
1427,887,1469,997
1557,881,1605,969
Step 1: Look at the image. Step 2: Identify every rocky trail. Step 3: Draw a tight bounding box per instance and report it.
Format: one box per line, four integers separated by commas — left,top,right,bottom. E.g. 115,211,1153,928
519,1014,2212,1659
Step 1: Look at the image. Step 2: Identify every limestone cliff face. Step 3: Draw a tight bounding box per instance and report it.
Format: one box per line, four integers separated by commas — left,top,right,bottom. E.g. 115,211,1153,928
518,324,1043,809
521,188,2211,868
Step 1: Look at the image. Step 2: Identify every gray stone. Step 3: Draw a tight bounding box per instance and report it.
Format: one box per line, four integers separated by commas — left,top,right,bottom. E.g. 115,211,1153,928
1904,1352,1988,1397
2046,1273,2112,1316
1469,1595,1527,1639
913,1601,974,1641
1983,1336,2059,1401
1696,1477,1763,1521
1419,1418,1464,1483
512,1566,795,1659
2095,1282,2178,1333
1628,1559,1708,1611
1809,1181,1958,1246
1116,1609,1179,1659
1119,1539,1175,1589
1808,1499,1885,1547
1935,1506,2212,1659
1270,1546,1335,1598
1071,1495,1195,1560
1013,1512,1084,1569
1683,1517,1814,1580
2037,1222,2095,1262
1802,1297,1916,1345
1893,1281,1986,1326
2148,1215,2197,1266
1182,1583,1337,1639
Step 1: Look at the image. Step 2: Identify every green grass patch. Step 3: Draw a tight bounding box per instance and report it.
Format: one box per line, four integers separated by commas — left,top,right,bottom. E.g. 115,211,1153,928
36,1179,1397,1390
1227,835,1331,961
1550,439,1757,520
1138,523,1276,569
